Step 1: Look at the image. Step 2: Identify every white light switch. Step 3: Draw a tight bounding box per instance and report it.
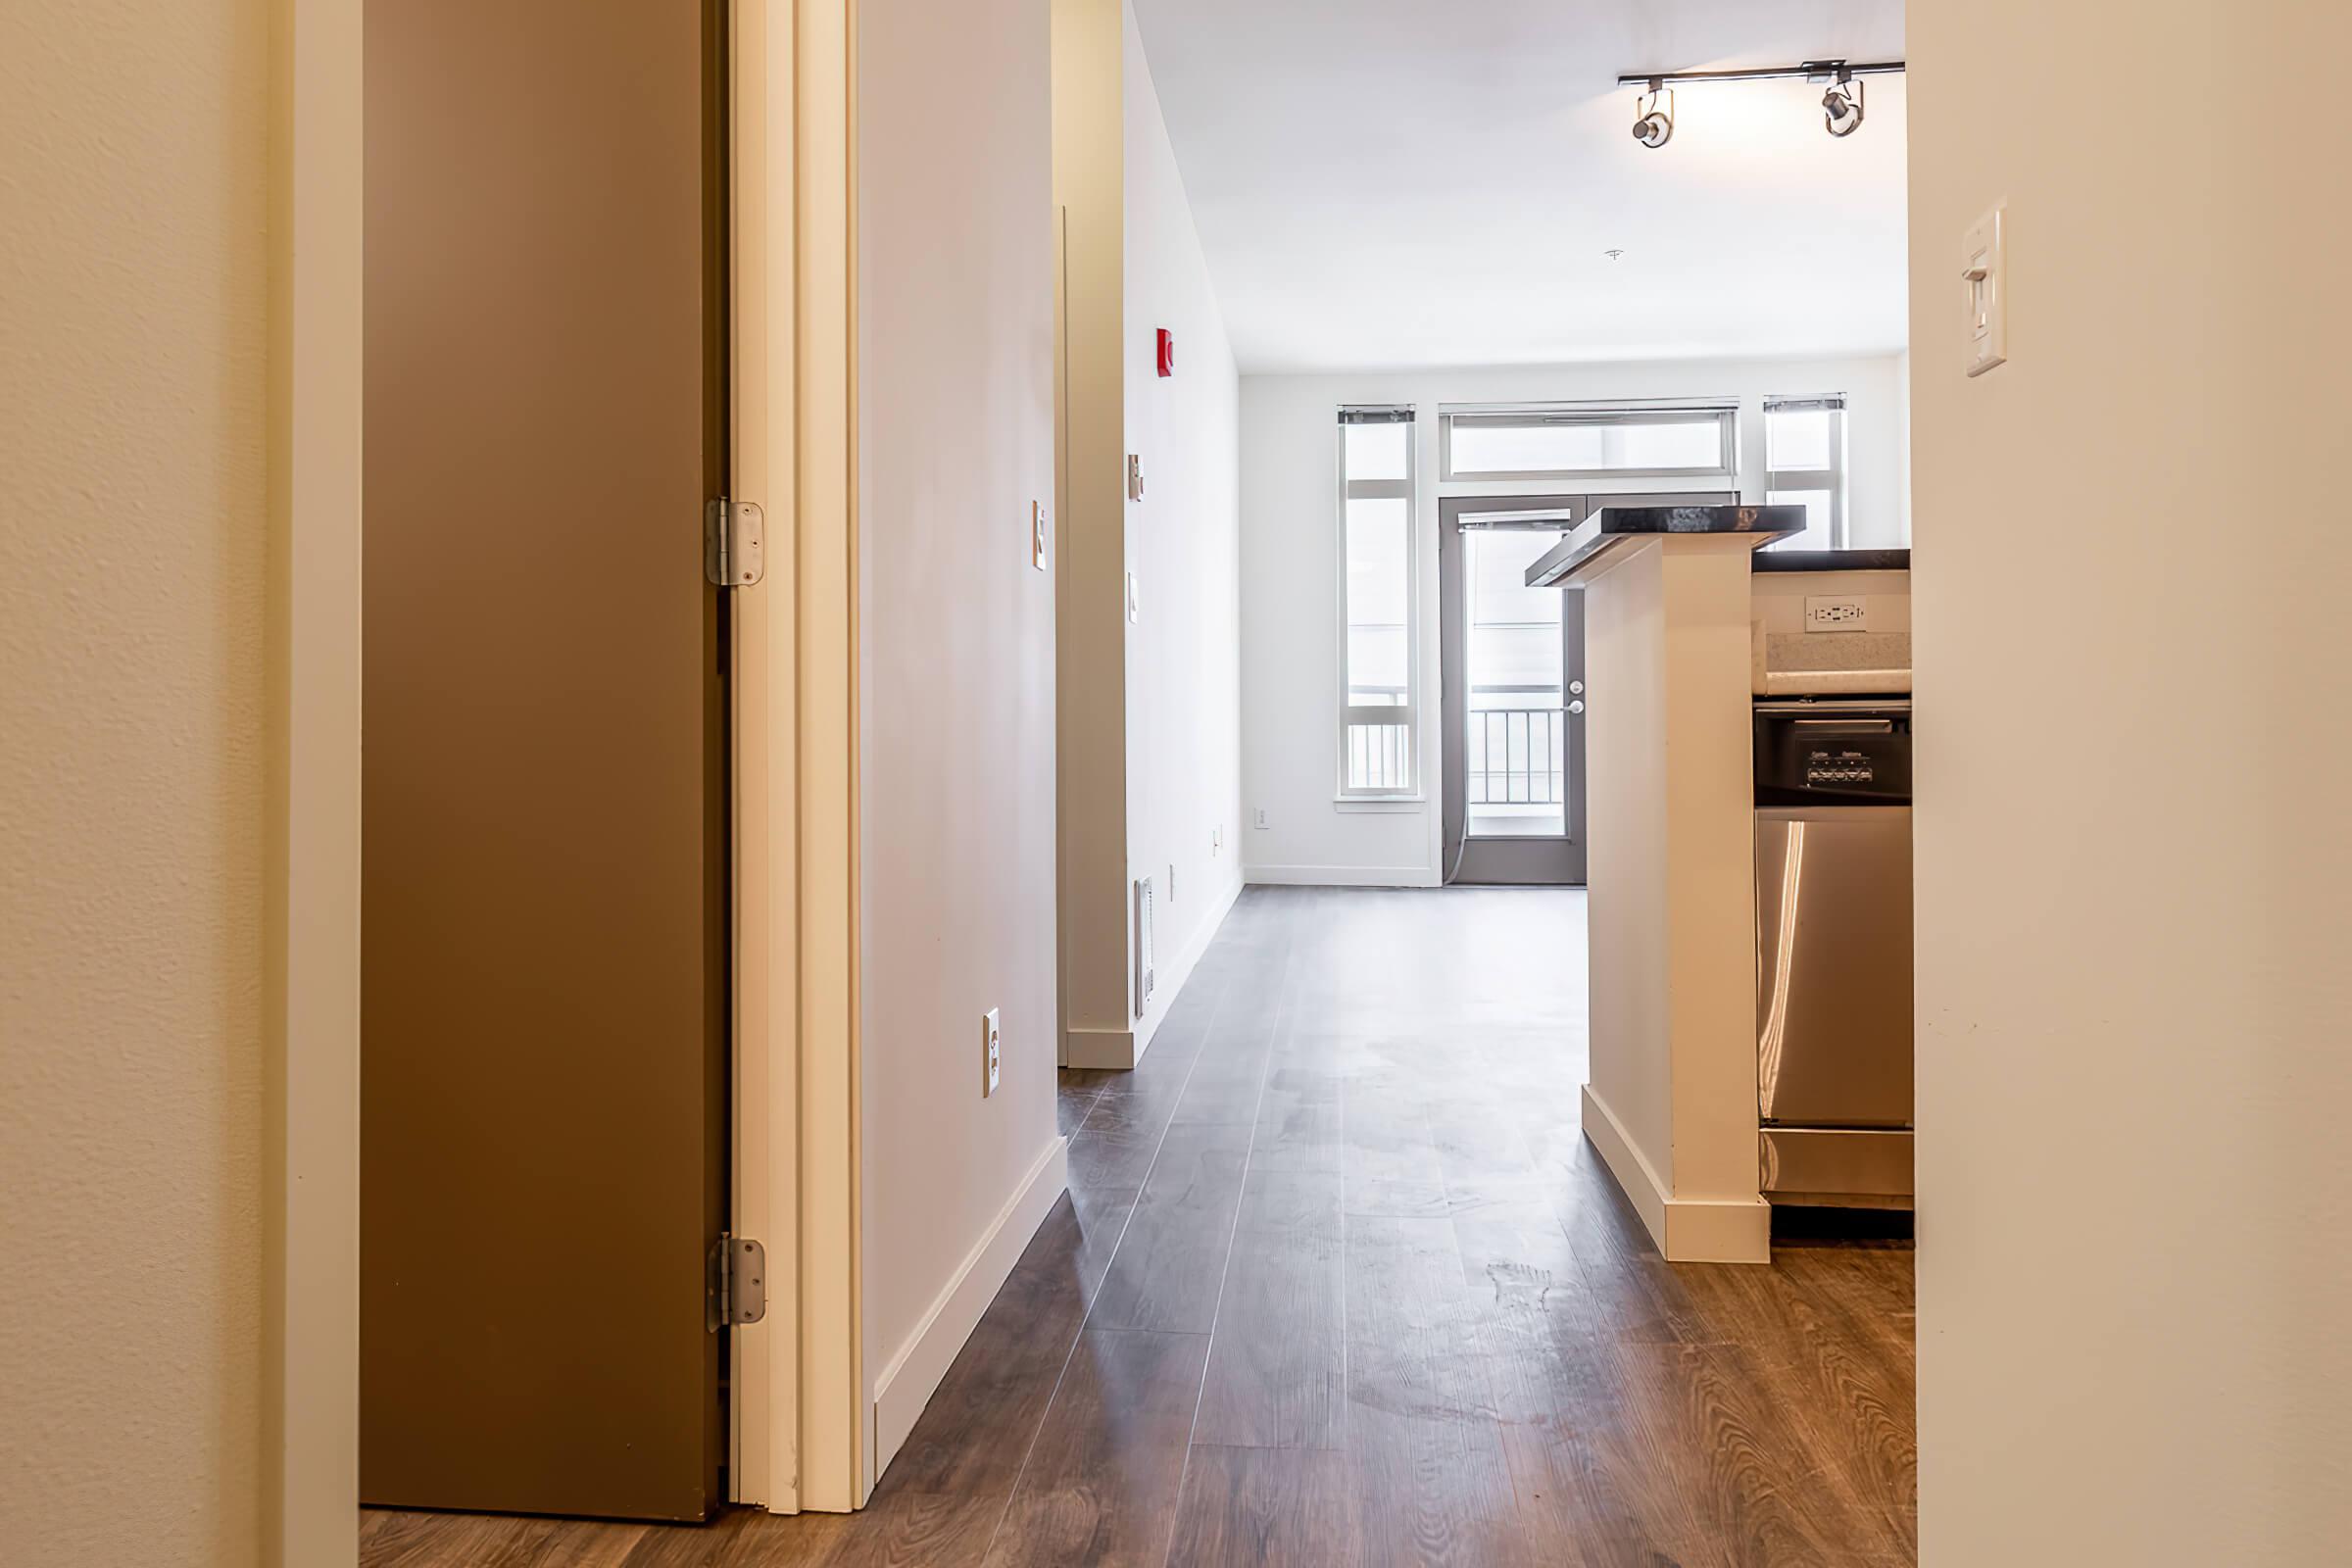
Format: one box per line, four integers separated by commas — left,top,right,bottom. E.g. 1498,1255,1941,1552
1031,502,1049,570
1125,572,1140,623
1962,203,2008,377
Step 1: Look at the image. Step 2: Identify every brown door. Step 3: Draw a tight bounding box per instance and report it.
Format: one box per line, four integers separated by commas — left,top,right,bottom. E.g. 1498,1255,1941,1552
362,0,730,1523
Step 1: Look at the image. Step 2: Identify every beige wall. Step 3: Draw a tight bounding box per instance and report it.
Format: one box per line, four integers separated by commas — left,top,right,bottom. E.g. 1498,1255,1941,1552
855,0,1064,1468
1051,0,1134,1061
1909,1,2352,1559
1119,0,1244,1047
1053,0,1244,1066
1,1,275,1563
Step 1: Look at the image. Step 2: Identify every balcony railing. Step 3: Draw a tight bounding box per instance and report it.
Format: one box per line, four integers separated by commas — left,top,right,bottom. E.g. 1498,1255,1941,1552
1467,706,1566,806
1345,718,1412,793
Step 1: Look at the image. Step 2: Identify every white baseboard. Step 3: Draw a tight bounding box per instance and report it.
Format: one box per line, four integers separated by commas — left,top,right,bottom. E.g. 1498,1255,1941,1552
1063,1025,1137,1070
1244,862,1439,888
869,1136,1070,1479
1580,1085,1769,1265
1062,874,1242,1070
1067,1024,1138,1071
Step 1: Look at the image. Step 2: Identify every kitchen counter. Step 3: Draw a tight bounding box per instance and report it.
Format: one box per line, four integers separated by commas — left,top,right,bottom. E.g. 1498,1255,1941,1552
1753,548,1911,572
1525,505,1806,589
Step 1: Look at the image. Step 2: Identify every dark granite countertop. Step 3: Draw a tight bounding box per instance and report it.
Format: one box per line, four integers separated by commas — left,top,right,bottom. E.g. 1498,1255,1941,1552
1525,505,1805,589
1753,548,1911,572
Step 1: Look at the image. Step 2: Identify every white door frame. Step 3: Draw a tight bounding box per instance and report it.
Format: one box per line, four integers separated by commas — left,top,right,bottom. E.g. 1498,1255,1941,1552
729,0,867,1515
271,0,866,1556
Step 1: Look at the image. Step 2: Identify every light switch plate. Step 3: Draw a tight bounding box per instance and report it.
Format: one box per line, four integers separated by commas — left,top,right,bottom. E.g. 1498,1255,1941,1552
1127,454,1145,502
1031,502,1049,570
1125,572,1140,623
982,1007,1001,1097
1963,203,2008,376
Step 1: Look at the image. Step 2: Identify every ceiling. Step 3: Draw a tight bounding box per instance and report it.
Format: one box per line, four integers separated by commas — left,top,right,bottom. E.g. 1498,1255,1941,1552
1129,0,1909,372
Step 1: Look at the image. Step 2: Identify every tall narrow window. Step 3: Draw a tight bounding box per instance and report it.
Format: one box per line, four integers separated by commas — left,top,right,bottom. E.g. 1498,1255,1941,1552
1339,407,1417,796
1762,395,1847,550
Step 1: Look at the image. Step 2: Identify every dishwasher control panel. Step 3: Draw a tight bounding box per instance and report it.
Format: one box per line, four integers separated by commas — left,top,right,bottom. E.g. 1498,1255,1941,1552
1755,701,1911,806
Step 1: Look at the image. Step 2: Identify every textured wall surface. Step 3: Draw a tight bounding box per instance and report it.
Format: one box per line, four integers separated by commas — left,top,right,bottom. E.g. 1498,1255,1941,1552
0,1,274,1562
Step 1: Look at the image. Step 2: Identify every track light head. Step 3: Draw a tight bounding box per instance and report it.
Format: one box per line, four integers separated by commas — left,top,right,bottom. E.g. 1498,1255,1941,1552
1632,81,1674,149
1822,73,1865,137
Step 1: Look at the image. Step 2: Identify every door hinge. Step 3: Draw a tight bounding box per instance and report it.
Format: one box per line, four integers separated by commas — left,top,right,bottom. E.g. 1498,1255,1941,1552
705,498,766,587
709,1234,767,1330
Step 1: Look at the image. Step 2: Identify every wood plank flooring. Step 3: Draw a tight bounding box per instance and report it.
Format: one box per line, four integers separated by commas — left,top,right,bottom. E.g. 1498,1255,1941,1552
363,886,1917,1567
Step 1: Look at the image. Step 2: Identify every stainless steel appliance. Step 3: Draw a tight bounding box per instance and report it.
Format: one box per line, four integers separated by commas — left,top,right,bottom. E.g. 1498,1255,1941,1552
1753,699,1913,1206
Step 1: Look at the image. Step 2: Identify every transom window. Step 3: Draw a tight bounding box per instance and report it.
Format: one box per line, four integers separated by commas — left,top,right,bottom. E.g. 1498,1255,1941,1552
1439,402,1739,484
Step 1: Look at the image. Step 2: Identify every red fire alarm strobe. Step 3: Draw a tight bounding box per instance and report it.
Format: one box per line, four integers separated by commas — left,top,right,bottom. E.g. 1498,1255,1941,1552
1155,327,1176,377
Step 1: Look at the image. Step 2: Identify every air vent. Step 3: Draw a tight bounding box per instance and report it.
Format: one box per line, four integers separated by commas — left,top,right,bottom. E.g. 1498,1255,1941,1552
1133,876,1156,1016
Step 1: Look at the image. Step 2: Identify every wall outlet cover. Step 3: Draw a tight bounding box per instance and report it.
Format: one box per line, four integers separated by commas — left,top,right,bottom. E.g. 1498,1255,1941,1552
1253,808,1269,829
982,1007,1001,1097
1031,502,1048,571
1804,596,1872,633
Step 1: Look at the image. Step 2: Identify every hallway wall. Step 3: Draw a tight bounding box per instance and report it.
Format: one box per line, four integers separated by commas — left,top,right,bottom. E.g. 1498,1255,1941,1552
1120,0,1245,1051
1907,1,2352,1559
1239,354,1905,887
1054,0,1244,1068
857,0,1065,1478
0,1,274,1562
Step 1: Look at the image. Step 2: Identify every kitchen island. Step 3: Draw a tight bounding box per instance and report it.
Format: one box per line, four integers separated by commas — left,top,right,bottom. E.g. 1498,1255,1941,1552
1530,505,1800,1263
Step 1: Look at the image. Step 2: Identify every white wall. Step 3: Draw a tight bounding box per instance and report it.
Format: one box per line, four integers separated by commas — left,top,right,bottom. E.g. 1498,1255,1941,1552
1908,2,2352,1561
1,1,273,1562
1054,0,1243,1066
857,0,1063,1468
1121,0,1244,1040
1240,354,1904,885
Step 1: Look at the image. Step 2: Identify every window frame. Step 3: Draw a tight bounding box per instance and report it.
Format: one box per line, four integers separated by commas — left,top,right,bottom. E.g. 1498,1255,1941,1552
1336,406,1422,801
1438,399,1740,485
1762,394,1849,549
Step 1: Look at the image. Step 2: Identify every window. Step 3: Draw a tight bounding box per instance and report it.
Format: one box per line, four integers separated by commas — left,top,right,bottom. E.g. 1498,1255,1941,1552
1339,407,1417,796
1762,395,1847,550
1440,402,1739,483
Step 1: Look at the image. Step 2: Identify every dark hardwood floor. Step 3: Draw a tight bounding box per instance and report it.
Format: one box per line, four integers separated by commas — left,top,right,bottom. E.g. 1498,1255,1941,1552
363,886,1917,1567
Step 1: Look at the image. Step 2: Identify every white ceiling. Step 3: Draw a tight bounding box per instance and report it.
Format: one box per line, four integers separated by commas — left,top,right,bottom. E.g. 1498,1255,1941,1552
1129,0,1909,372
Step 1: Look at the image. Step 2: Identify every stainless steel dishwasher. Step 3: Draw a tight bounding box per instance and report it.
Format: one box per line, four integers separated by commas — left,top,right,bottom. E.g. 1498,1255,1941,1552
1753,699,1913,1207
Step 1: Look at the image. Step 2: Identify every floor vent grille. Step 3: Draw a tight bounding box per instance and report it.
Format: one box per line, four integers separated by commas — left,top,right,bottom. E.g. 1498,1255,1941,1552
1134,876,1155,1016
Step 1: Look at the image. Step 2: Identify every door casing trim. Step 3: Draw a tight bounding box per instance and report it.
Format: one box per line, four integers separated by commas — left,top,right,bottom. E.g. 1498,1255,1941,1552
270,0,867,1549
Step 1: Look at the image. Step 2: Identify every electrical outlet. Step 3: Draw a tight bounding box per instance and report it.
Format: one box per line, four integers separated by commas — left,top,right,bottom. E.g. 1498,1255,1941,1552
1031,502,1049,571
1253,808,1269,830
981,1007,1001,1098
1126,453,1145,502
1804,596,1872,633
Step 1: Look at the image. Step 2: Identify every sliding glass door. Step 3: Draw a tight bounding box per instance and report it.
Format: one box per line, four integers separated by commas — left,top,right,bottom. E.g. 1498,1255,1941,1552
1439,496,1585,885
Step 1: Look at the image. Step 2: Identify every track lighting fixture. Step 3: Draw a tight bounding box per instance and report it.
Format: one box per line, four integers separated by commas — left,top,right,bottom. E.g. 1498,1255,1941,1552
1631,79,1674,149
1822,69,1865,137
1619,58,1901,148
